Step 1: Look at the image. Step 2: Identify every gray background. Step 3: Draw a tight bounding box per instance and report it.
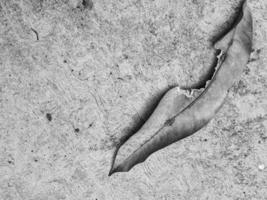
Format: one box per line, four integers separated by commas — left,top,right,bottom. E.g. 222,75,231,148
0,0,266,199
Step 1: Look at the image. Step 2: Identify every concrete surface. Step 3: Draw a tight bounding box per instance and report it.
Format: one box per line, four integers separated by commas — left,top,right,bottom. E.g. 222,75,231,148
0,0,266,199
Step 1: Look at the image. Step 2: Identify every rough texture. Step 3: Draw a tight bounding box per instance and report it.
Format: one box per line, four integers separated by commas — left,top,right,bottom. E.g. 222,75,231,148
0,0,266,200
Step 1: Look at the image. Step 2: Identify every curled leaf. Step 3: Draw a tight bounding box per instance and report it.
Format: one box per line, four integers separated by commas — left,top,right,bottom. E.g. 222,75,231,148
109,0,253,176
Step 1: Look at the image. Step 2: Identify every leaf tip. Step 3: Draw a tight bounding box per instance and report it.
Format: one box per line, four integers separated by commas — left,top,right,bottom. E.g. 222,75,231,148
108,167,116,176
108,164,128,176
108,147,127,176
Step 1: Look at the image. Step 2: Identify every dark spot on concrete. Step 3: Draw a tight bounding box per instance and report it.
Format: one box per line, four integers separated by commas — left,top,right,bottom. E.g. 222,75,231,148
46,113,52,121
244,67,250,74
82,0,93,10
7,160,13,164
123,54,129,59
89,123,93,128
34,158,38,162
204,138,208,142
63,60,67,63
249,58,257,62
74,128,80,133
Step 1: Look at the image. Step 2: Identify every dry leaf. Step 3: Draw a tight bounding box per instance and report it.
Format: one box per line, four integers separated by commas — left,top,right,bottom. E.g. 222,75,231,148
109,0,253,176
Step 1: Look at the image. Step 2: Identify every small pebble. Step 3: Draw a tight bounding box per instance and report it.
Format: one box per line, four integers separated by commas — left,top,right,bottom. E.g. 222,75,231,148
258,164,265,170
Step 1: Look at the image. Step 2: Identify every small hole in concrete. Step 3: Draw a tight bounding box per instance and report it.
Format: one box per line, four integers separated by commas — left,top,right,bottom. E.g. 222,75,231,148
46,113,52,121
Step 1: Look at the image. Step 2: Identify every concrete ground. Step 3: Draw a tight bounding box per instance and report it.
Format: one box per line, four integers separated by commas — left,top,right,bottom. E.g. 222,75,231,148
0,0,266,199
